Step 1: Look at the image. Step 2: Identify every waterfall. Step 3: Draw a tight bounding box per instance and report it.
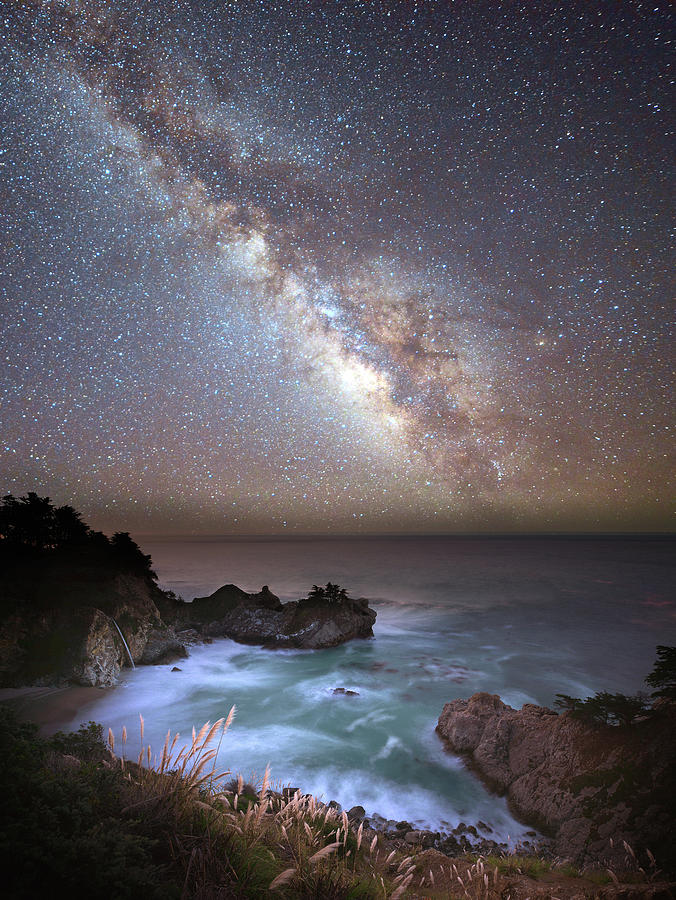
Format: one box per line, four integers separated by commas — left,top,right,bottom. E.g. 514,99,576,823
111,618,136,669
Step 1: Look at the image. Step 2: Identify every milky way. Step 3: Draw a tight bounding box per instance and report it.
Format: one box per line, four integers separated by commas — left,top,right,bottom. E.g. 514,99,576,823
1,1,673,533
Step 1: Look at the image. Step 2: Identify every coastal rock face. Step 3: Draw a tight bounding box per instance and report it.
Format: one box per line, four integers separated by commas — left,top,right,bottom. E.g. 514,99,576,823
73,608,125,687
437,692,676,870
182,585,377,649
1,606,125,687
0,562,171,687
1,563,375,686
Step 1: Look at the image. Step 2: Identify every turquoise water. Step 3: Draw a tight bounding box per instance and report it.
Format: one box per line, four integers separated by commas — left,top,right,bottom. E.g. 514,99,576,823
64,536,675,840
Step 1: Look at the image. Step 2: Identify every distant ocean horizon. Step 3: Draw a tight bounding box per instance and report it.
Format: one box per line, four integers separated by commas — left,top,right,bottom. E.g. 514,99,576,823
63,534,675,840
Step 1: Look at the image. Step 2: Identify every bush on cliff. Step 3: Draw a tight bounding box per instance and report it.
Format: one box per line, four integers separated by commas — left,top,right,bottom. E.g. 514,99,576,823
553,646,676,727
304,582,350,604
554,690,652,726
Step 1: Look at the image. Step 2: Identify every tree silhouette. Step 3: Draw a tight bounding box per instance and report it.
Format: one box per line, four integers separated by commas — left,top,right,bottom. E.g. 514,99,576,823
110,532,156,579
304,582,350,604
646,645,676,699
555,689,652,726
0,492,89,552
0,493,157,579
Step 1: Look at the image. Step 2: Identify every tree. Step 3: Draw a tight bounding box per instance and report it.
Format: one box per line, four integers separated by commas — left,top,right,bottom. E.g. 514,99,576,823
110,532,156,579
554,690,651,726
304,582,350,604
554,694,584,714
645,645,676,700
0,492,89,552
0,492,54,551
52,505,89,547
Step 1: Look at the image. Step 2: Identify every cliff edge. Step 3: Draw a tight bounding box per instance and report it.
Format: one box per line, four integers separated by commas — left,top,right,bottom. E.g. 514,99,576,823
436,692,676,871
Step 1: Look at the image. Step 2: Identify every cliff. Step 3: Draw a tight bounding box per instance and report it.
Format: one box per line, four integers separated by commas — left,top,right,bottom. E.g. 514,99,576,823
1,565,376,687
0,553,184,687
436,692,676,872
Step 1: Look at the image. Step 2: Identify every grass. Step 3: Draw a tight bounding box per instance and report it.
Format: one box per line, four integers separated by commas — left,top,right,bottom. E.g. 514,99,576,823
483,853,552,878
0,705,670,898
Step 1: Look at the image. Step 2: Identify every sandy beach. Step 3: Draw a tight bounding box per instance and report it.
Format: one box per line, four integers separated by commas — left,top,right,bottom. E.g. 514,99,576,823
0,685,111,735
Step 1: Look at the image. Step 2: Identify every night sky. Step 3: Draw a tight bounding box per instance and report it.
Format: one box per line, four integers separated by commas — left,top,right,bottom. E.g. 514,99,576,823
1,1,673,534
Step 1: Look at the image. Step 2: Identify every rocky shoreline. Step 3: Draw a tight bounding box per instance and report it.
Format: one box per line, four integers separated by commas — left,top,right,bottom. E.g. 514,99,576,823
436,692,676,873
344,805,544,860
1,563,377,688
171,582,377,650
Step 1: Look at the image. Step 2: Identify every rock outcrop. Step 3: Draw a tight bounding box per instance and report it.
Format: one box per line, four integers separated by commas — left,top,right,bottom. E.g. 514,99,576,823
0,496,377,687
436,692,676,871
0,558,178,687
179,584,377,649
139,627,189,665
1,562,376,686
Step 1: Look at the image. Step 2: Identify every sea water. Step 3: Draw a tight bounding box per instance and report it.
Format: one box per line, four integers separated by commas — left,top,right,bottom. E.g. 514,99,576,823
63,536,675,841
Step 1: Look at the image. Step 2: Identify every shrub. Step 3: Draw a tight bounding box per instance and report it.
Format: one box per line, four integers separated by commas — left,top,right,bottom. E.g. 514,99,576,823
0,706,177,899
305,582,350,604
554,690,651,726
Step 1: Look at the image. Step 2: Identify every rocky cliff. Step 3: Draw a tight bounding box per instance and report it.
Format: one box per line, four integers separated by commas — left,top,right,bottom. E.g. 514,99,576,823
436,692,676,871
1,567,376,687
0,560,183,687
0,495,376,686
177,583,377,649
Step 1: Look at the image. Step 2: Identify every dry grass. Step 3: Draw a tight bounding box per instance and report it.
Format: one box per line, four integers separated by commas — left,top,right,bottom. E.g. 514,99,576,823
103,716,668,899
106,712,401,897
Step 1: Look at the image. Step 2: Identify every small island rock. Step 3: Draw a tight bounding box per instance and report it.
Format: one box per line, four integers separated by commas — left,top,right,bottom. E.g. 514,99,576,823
179,584,376,650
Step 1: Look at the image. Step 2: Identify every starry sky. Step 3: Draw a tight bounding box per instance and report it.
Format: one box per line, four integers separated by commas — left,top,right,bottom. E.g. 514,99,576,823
1,0,673,535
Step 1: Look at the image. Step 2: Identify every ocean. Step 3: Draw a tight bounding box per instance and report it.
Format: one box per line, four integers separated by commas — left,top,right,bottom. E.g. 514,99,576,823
61,535,675,842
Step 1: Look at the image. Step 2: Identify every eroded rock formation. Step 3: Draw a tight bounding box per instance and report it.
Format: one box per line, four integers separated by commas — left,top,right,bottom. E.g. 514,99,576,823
180,584,377,649
436,692,676,870
1,567,376,687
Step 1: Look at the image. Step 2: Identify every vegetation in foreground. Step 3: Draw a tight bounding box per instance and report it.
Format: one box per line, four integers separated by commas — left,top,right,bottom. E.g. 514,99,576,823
1,706,671,899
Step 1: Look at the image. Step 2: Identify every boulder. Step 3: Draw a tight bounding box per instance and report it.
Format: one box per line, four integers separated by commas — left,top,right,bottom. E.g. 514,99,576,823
347,805,366,822
437,692,676,870
139,628,188,665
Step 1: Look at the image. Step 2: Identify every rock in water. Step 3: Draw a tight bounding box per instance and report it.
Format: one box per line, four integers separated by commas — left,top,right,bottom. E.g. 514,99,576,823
181,586,376,649
436,692,676,871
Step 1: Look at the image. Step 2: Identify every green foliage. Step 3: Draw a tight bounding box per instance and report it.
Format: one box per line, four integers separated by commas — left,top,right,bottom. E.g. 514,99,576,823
0,706,178,900
553,646,676,727
645,645,676,699
48,721,107,763
484,853,551,878
306,582,350,604
554,691,651,726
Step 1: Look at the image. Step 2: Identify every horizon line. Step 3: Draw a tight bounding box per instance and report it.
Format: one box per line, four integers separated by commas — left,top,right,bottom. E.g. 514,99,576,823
132,530,676,540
